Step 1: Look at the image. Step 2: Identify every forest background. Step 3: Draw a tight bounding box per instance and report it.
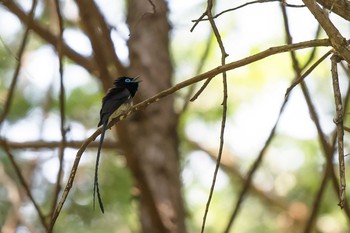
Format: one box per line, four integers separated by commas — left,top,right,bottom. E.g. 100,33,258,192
0,0,350,233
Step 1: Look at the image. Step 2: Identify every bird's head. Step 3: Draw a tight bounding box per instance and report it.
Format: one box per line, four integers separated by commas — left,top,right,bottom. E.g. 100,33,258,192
113,76,140,96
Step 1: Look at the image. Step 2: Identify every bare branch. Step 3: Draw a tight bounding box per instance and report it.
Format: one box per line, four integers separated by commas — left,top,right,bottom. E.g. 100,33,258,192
0,139,119,150
2,140,49,231
0,0,37,127
0,0,96,73
200,0,229,232
281,4,327,230
330,54,346,208
224,94,289,233
303,0,350,63
191,0,305,24
181,32,213,111
316,0,350,22
189,139,291,212
75,0,126,87
285,50,332,97
49,0,67,230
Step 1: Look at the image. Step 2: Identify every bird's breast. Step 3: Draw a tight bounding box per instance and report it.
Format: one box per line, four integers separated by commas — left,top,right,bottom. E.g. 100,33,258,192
108,99,133,123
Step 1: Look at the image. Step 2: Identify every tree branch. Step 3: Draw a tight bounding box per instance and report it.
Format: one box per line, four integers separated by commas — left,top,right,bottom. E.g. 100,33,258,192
0,0,37,127
0,0,96,74
2,140,49,231
0,139,119,150
316,0,350,22
75,0,126,89
330,54,346,208
223,92,289,233
200,0,229,232
303,0,350,63
49,0,67,228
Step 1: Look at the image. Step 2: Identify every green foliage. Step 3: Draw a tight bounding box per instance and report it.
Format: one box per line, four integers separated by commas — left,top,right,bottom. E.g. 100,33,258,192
3,89,32,122
63,84,102,127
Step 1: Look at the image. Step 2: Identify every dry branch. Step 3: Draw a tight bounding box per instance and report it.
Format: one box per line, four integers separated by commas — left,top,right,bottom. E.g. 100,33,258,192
303,0,350,63
49,0,67,228
330,54,346,208
199,0,229,231
2,141,49,231
0,0,96,73
0,139,119,150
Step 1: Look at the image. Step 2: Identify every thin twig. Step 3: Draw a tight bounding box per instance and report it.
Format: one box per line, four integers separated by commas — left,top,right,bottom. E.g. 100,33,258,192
285,50,332,97
300,24,322,70
333,64,350,221
302,163,330,233
330,54,345,208
50,124,105,228
192,39,330,102
181,32,213,111
303,0,350,63
49,0,66,230
0,0,96,74
190,12,206,32
200,0,229,232
188,139,290,211
280,3,329,231
281,3,331,99
0,0,37,128
301,73,350,216
191,0,305,24
224,95,289,233
2,140,49,231
82,0,126,75
0,0,48,230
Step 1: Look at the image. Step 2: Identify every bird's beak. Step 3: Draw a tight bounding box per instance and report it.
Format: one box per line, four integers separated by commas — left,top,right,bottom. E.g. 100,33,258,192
133,76,142,83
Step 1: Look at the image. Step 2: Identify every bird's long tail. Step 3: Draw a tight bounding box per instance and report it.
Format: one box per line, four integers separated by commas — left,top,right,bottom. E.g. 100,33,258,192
93,120,107,213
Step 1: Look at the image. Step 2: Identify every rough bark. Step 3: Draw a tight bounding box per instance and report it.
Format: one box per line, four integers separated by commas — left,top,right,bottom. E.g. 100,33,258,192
116,0,187,232
316,0,350,22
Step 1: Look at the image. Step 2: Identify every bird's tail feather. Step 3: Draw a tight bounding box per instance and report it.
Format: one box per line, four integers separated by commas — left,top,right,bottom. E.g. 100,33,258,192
93,120,107,213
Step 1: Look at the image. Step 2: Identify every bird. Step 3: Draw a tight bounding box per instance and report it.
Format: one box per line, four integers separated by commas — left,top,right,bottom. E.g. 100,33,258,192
94,76,140,213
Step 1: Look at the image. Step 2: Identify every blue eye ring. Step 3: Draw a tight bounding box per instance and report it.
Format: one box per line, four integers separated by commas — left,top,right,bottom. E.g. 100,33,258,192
125,78,131,83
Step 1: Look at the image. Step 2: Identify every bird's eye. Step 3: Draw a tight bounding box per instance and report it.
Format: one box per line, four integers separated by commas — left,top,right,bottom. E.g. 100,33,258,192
125,78,131,83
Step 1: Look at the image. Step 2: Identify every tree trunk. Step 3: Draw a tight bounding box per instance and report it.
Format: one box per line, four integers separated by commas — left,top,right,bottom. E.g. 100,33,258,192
116,0,187,232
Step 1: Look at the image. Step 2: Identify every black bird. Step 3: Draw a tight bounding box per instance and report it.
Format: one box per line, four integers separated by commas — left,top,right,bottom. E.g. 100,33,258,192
94,76,140,213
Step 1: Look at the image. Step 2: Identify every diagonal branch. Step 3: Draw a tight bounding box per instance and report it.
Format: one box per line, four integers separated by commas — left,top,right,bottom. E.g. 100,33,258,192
303,0,350,63
0,0,96,73
223,94,289,233
0,0,37,127
285,50,332,97
316,0,350,22
2,140,49,231
75,0,126,88
281,4,328,231
181,32,213,112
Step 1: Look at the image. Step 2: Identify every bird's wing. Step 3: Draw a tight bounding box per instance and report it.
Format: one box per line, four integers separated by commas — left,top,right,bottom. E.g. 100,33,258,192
98,88,131,126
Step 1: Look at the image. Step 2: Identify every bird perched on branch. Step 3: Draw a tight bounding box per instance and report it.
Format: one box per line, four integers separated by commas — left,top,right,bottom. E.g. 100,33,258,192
94,76,140,213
